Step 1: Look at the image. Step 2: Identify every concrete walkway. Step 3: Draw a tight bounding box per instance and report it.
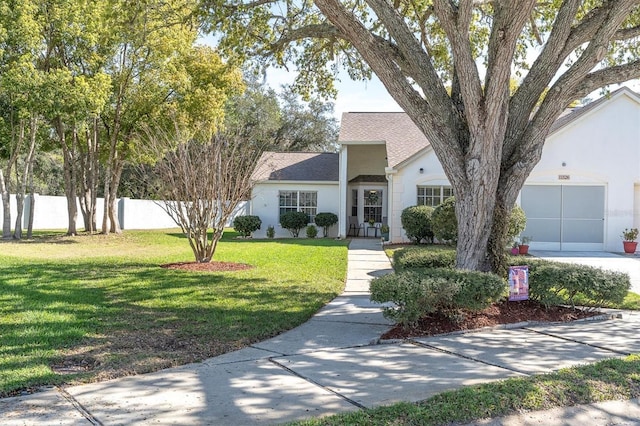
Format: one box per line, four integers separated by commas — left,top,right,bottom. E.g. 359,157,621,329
2,239,640,425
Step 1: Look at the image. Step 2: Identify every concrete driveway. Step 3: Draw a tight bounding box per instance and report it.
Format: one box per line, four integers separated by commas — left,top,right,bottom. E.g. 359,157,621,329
530,250,640,294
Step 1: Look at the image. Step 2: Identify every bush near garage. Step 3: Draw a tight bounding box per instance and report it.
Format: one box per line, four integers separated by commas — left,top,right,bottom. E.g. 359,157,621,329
370,268,507,326
233,215,262,237
506,257,630,308
430,198,527,246
393,247,456,270
400,205,435,244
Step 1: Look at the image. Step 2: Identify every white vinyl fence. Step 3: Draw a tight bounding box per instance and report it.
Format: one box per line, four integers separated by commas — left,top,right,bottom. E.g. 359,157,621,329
3,194,249,231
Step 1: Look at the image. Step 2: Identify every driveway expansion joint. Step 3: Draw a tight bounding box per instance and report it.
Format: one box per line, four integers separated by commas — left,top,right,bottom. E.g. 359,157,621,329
267,357,368,410
408,340,531,377
56,386,103,426
524,327,632,356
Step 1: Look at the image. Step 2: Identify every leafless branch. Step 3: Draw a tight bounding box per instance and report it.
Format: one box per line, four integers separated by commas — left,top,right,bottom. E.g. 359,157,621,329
140,123,265,263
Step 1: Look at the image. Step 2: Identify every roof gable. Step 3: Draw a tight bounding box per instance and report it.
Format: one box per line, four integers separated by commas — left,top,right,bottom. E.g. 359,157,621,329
339,112,429,168
252,152,339,182
549,86,640,135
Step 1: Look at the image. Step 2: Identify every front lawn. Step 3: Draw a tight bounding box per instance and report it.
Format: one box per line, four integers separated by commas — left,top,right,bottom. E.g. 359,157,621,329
0,230,348,397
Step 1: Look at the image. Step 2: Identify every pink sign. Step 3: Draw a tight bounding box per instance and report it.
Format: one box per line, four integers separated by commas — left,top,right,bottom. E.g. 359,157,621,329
508,266,529,301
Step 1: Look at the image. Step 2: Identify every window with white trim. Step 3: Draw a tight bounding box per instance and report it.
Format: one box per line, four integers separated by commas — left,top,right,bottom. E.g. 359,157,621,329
364,189,383,223
417,186,453,207
279,191,317,222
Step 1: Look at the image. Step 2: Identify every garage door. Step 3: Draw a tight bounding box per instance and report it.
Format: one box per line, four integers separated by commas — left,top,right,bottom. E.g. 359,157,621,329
520,185,604,251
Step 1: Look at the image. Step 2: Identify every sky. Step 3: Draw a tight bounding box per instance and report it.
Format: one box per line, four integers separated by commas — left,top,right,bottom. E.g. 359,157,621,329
265,67,402,122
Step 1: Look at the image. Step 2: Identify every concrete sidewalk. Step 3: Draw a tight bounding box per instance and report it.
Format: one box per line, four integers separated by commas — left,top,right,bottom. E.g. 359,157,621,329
2,239,640,425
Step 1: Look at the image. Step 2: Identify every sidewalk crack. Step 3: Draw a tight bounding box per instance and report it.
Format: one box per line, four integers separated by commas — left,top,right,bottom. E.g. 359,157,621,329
268,358,368,411
56,386,103,426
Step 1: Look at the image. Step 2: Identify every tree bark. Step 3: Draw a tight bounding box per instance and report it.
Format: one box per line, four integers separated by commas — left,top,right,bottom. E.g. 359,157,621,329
13,117,37,240
57,119,78,236
0,170,11,240
79,117,100,233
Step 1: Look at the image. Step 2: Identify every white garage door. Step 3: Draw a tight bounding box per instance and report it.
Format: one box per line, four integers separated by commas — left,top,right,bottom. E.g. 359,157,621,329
521,185,605,251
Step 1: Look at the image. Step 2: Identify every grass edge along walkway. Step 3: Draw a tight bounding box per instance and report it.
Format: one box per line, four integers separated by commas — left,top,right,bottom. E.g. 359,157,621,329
291,353,640,426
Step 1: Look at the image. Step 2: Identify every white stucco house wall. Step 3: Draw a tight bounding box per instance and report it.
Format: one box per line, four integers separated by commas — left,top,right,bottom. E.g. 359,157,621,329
250,152,340,238
250,86,640,251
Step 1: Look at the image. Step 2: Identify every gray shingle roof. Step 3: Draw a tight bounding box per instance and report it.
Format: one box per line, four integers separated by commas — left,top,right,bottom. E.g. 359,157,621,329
339,112,429,168
252,152,339,182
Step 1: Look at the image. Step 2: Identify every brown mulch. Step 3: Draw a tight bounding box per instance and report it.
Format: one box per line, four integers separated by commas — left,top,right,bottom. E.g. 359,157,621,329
381,300,602,340
161,261,253,272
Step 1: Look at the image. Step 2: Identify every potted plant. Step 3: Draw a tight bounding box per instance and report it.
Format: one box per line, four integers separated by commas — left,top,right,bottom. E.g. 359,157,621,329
510,241,519,255
621,228,639,253
368,218,375,227
518,236,532,255
380,224,390,241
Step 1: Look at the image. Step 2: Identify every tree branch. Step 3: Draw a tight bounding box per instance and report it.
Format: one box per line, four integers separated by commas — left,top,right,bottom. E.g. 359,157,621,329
575,60,640,96
432,0,483,133
271,23,341,52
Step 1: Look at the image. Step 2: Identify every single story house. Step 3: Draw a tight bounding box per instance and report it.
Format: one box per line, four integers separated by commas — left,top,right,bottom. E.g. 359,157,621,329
250,86,640,251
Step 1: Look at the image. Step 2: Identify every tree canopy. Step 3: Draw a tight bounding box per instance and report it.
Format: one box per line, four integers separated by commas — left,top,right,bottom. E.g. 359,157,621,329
204,0,640,272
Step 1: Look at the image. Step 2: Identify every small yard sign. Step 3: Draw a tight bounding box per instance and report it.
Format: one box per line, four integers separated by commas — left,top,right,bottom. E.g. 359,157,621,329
508,265,529,301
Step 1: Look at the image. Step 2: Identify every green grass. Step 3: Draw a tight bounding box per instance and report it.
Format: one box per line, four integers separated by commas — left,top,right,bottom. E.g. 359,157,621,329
0,230,348,396
292,354,640,425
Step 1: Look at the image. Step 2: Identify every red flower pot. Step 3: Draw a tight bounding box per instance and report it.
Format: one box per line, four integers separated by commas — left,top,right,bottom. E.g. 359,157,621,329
623,241,637,254
518,245,529,255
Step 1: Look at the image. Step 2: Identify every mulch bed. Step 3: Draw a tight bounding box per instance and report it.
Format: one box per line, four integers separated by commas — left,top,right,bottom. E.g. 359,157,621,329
381,300,602,339
161,261,253,272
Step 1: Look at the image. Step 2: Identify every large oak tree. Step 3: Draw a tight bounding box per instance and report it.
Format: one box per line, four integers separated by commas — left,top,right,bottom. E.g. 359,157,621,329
205,0,640,272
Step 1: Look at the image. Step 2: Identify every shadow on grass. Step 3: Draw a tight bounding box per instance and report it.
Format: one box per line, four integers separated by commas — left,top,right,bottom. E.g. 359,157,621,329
0,259,338,397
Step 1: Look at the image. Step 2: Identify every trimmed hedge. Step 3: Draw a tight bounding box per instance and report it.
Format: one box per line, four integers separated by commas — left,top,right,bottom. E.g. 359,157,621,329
233,215,261,237
314,212,338,237
306,225,318,238
370,268,507,326
393,248,456,270
431,197,457,243
280,211,309,237
401,205,434,244
506,257,630,308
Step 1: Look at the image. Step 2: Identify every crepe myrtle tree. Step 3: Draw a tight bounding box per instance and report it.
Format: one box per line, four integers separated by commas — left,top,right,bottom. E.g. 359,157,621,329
141,123,265,263
204,0,640,272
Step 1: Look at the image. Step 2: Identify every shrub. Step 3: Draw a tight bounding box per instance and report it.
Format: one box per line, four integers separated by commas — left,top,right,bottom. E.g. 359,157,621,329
401,205,434,243
370,268,507,326
280,211,309,237
507,205,527,243
314,212,338,237
306,225,318,238
233,215,261,237
431,197,528,246
431,197,457,243
393,248,456,270
266,225,275,239
506,258,630,308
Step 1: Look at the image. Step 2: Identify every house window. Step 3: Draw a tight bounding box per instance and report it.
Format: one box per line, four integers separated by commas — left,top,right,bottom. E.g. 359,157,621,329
364,189,382,223
279,191,317,222
417,186,453,207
